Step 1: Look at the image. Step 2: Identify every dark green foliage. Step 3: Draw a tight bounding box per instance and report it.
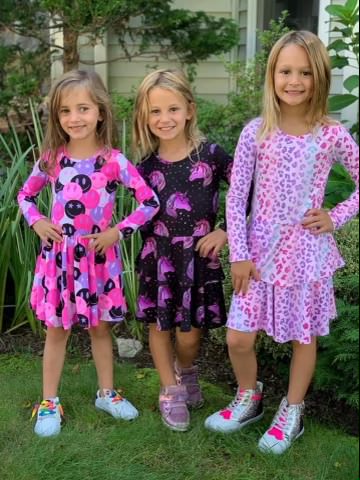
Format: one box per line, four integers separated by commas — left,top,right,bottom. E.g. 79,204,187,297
315,220,359,409
326,0,359,136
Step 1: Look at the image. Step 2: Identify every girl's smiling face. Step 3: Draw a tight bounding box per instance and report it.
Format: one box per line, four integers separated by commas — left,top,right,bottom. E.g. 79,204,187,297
58,86,102,144
147,87,193,145
274,44,314,111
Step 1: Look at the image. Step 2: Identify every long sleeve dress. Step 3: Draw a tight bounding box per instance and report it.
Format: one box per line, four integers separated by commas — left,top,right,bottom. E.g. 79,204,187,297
136,142,233,332
226,119,359,344
18,147,159,330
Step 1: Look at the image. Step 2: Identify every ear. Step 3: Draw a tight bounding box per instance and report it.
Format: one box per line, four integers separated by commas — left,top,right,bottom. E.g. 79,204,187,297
186,102,195,120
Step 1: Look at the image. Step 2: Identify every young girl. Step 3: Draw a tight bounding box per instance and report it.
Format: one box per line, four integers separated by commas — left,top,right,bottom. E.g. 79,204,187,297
18,70,159,437
205,31,359,454
133,69,233,432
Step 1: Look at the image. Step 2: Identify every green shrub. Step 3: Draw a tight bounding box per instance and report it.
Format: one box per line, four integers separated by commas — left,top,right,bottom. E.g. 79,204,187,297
315,220,359,409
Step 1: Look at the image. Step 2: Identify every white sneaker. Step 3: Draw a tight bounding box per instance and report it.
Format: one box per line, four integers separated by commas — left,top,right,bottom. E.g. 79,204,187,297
205,382,264,433
34,397,63,437
95,389,139,420
258,397,305,454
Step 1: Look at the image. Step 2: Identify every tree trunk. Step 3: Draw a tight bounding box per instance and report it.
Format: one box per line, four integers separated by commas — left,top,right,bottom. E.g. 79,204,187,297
63,26,79,71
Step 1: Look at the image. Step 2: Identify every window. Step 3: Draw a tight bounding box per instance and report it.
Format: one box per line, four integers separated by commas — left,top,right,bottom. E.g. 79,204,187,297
259,0,320,34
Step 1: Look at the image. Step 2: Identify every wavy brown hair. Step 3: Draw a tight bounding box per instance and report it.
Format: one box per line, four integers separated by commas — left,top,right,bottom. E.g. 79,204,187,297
41,70,117,172
260,30,335,139
132,69,205,161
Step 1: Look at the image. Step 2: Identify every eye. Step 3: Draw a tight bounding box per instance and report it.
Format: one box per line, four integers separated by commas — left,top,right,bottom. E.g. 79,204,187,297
59,108,69,114
150,109,160,115
79,106,89,112
280,70,290,75
302,71,312,76
170,107,179,112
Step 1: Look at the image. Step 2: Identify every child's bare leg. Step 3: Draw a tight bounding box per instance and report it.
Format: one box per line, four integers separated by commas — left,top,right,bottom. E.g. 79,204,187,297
43,327,71,398
175,327,202,368
227,329,258,389
288,337,317,404
89,321,114,390
149,324,176,387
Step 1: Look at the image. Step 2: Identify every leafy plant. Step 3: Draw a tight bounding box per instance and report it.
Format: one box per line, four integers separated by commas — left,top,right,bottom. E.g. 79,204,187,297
326,0,359,135
315,220,359,409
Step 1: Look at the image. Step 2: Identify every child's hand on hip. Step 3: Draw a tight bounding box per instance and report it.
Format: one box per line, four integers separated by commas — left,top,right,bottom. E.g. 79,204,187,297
231,260,260,296
195,228,227,258
33,219,63,246
301,208,334,235
83,227,119,255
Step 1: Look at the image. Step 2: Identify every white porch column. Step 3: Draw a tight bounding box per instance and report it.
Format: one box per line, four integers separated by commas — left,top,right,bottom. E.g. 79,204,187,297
50,17,64,82
246,0,258,60
94,32,108,89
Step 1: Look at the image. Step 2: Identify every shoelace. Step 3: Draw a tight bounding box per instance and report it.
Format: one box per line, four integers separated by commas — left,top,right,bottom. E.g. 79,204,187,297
108,389,124,403
271,404,290,435
31,400,64,420
228,389,251,410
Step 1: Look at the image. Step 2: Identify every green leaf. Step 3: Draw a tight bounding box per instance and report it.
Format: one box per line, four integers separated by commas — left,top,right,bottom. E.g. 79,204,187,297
345,0,359,14
326,5,347,18
328,39,349,52
330,55,349,69
329,94,358,111
344,75,359,93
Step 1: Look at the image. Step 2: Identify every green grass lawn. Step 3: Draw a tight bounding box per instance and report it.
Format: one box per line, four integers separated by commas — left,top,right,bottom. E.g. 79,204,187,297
0,354,358,480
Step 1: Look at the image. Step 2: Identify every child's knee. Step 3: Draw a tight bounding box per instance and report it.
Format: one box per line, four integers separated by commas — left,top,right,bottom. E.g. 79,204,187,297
89,321,111,339
46,327,71,343
226,329,256,354
176,330,201,350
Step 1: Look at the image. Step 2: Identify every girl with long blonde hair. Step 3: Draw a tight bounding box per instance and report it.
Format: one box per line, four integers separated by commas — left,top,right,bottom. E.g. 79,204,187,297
206,31,359,454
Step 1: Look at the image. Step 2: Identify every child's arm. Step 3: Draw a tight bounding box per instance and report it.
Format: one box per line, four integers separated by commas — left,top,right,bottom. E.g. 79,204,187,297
195,145,232,258
226,124,256,263
85,152,159,254
302,126,358,236
17,160,63,246
328,126,359,230
227,123,260,295
115,153,159,237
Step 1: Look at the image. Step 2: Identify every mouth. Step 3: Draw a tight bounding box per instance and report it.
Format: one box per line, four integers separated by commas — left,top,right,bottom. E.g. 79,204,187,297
158,126,175,132
285,91,305,95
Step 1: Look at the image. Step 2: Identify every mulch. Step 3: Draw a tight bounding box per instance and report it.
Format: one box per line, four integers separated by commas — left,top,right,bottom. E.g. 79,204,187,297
0,326,358,437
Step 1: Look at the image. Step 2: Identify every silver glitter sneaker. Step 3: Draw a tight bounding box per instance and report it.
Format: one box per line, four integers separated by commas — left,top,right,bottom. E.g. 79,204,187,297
258,397,305,454
205,381,264,433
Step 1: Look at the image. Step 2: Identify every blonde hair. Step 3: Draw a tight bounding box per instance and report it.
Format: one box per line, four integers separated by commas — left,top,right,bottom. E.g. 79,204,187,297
41,70,117,172
132,69,205,161
260,30,334,139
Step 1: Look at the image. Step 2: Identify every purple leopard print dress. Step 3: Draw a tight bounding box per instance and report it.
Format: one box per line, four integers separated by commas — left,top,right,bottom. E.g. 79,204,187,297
136,142,233,331
18,147,159,330
226,118,359,344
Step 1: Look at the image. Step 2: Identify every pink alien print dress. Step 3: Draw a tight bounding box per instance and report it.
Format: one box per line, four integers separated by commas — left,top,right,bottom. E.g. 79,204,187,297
18,147,159,330
226,119,359,344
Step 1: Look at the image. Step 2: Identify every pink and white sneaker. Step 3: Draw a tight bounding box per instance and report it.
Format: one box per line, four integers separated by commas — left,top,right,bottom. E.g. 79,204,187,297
258,397,305,454
205,381,264,433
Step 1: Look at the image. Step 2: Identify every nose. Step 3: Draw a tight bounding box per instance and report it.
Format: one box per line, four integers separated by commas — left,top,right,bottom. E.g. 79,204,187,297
69,110,80,122
288,73,301,85
158,111,171,123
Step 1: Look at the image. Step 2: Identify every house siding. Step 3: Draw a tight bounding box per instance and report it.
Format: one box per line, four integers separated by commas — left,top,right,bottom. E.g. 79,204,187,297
77,0,243,102
55,0,357,126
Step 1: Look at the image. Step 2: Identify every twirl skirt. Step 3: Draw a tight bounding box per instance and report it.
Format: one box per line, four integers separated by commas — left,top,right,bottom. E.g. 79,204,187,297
136,235,227,331
226,277,337,344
